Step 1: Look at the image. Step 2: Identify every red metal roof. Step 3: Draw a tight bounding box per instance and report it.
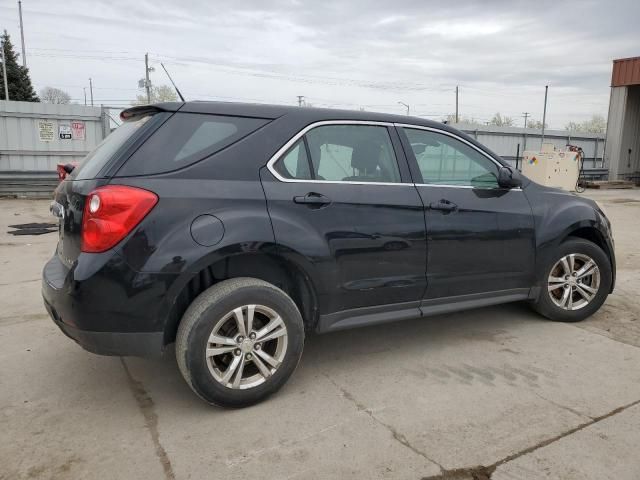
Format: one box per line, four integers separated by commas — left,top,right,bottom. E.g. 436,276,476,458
612,56,640,87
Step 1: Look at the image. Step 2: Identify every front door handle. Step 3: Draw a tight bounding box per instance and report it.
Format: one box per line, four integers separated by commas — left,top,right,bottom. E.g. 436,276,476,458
293,193,331,206
429,199,458,212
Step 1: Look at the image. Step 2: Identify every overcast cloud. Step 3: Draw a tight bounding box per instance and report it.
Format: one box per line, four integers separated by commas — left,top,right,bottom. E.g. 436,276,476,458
1,0,639,127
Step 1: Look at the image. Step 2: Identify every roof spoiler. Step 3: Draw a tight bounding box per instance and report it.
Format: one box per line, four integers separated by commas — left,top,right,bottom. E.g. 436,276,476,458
119,102,184,121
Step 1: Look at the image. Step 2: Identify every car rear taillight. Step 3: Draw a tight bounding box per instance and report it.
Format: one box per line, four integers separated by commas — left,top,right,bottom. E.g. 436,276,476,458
81,185,158,253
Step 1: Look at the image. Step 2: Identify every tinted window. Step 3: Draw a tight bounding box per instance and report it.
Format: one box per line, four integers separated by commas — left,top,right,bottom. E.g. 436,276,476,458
273,139,312,180
304,125,401,182
73,115,153,180
117,113,268,176
404,128,498,188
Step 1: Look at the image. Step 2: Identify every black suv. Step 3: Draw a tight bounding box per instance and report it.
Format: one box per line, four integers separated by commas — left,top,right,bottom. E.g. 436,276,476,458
43,102,615,407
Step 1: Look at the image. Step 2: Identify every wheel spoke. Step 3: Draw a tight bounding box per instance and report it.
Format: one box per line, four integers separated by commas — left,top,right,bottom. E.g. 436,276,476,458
256,315,285,341
577,265,597,279
208,333,236,346
220,354,242,384
206,346,236,357
252,353,272,379
575,285,593,302
255,348,280,368
568,254,576,273
560,256,571,276
548,283,565,292
232,354,246,388
559,286,571,308
578,283,598,294
567,289,574,309
259,327,287,343
246,304,255,335
233,307,247,337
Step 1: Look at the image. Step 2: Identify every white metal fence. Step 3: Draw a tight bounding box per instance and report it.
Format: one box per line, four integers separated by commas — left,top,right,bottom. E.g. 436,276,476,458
453,123,607,175
0,100,109,196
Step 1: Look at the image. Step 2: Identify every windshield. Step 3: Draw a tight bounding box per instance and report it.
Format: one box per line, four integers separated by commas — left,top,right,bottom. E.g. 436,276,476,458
71,115,153,180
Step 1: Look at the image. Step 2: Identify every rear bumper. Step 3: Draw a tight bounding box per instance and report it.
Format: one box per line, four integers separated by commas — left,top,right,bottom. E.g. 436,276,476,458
42,253,172,357
44,298,164,356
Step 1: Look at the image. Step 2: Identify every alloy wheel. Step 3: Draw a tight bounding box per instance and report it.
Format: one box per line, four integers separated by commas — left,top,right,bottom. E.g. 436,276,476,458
547,253,601,310
205,304,288,389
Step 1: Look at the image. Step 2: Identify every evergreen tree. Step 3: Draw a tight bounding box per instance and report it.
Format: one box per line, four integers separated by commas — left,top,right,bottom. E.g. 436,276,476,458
0,32,38,102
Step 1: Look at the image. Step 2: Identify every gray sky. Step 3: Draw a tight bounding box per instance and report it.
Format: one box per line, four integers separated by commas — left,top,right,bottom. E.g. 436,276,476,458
2,0,639,128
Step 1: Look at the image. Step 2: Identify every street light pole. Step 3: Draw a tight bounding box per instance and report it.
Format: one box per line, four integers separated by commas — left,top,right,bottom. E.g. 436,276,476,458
398,101,409,115
541,85,548,145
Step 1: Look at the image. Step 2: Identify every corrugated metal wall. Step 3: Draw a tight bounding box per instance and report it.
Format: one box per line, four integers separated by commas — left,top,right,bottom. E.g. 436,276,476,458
620,86,640,177
0,100,108,172
452,124,606,171
605,85,640,179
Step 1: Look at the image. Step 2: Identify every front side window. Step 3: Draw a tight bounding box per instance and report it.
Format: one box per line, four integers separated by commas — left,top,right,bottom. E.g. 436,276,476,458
403,128,499,188
273,124,402,183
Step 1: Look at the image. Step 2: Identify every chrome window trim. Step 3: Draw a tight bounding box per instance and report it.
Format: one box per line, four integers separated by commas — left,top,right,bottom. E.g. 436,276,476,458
395,123,522,191
266,120,522,191
266,120,413,186
394,123,505,169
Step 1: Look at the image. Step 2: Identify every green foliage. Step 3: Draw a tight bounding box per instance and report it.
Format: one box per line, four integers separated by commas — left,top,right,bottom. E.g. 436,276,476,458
0,32,38,102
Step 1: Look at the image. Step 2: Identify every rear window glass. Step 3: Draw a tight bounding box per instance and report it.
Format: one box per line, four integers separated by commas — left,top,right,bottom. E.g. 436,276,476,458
72,115,152,180
117,113,268,176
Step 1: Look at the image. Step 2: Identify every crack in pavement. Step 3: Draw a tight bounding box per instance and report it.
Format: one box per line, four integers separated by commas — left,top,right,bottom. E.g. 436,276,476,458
120,358,175,480
530,390,594,421
422,397,640,479
322,373,446,474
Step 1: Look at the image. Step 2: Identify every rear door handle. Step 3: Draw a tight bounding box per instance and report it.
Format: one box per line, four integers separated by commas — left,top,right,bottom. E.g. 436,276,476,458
293,193,331,206
429,200,458,211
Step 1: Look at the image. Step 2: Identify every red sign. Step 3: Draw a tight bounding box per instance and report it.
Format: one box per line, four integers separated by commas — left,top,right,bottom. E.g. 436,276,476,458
71,121,85,140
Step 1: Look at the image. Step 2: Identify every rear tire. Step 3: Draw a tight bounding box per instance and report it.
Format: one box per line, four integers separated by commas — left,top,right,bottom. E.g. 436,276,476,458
176,277,305,408
530,237,612,322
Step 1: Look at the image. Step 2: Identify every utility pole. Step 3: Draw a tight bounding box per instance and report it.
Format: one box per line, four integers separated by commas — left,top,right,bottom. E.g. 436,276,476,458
455,86,459,123
398,101,409,115
145,53,152,104
88,78,94,106
296,95,305,107
1,32,9,101
522,112,530,129
83,87,87,106
18,0,26,67
541,85,548,145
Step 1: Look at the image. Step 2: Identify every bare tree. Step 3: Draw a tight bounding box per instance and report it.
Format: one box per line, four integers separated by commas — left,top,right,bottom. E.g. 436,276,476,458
489,112,515,127
444,114,480,126
133,85,178,105
526,119,547,129
565,114,606,134
39,86,71,104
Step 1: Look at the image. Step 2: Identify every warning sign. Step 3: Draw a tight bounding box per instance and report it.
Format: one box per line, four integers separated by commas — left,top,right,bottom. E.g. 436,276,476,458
71,121,85,140
38,121,55,142
59,123,72,139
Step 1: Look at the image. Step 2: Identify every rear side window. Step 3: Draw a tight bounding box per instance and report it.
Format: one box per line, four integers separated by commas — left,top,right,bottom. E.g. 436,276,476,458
73,115,153,180
117,113,268,176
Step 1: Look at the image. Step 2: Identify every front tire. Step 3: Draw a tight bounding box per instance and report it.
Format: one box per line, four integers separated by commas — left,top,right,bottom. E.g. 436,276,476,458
531,237,612,322
176,277,305,408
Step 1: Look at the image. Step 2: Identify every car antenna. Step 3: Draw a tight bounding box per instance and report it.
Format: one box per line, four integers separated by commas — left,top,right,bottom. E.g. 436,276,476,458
160,62,186,102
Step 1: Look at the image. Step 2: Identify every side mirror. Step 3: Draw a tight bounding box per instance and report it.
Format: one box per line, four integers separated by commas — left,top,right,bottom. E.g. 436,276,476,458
497,166,522,189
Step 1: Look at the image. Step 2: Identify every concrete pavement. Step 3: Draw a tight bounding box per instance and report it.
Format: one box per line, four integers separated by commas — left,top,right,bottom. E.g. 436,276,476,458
1,189,639,480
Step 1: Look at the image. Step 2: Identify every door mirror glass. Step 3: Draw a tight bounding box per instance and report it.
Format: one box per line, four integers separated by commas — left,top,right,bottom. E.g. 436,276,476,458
497,166,522,188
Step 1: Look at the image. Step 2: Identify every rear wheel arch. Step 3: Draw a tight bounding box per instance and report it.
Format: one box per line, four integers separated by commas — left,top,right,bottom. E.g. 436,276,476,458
163,252,318,345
